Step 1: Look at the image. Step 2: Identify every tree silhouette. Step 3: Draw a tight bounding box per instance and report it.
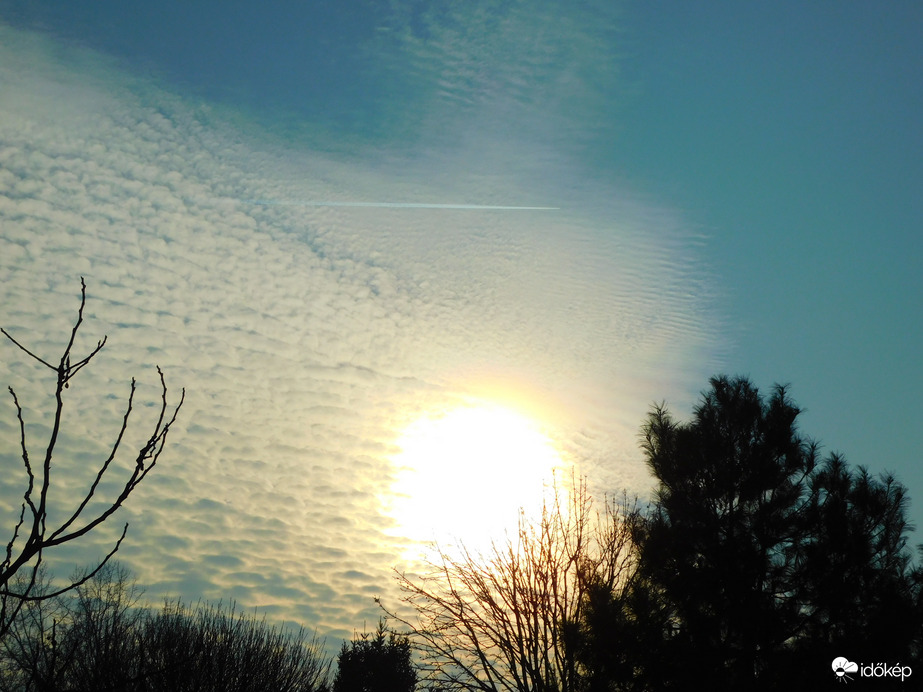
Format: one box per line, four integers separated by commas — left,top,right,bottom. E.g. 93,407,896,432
0,279,184,638
333,619,416,692
139,600,331,692
573,375,922,690
384,477,640,692
0,562,145,691
792,455,922,668
0,562,332,691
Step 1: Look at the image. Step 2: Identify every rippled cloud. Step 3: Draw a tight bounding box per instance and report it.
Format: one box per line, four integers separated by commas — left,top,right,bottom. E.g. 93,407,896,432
0,14,719,646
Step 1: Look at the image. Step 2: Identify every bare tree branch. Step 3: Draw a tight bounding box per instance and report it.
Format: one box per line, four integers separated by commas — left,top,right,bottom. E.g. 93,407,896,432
0,329,56,372
382,475,640,692
1,279,184,638
0,526,128,604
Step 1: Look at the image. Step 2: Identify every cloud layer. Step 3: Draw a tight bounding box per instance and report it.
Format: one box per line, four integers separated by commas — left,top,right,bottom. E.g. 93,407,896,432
0,20,717,645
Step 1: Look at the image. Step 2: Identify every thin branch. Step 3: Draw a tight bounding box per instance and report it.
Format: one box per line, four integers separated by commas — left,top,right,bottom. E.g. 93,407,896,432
385,477,633,692
61,336,107,385
50,379,138,541
2,505,27,576
8,387,37,517
0,525,128,602
58,277,88,373
1,279,183,640
46,372,183,546
0,328,56,371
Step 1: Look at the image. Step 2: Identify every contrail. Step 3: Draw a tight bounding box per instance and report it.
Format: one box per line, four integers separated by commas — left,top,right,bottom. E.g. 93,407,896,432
244,200,559,210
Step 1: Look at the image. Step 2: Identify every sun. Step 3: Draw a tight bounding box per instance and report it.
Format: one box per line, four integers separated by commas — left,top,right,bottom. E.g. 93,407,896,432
388,402,567,551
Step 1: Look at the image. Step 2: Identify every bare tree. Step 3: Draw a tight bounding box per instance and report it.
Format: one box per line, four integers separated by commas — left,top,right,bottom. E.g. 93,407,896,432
0,278,184,638
0,563,332,692
383,477,640,692
0,562,145,691
139,600,331,692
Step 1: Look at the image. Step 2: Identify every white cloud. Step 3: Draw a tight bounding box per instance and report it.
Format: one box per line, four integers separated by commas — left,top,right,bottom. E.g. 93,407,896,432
0,20,719,647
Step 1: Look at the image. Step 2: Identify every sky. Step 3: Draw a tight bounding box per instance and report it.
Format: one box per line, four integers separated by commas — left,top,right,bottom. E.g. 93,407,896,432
1,0,920,650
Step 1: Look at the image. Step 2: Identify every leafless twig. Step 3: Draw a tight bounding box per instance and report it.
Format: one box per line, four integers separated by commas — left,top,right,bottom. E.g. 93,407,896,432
0,279,184,637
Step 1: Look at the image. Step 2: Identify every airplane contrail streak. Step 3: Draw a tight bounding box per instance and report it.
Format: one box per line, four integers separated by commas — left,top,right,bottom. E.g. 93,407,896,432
244,200,560,210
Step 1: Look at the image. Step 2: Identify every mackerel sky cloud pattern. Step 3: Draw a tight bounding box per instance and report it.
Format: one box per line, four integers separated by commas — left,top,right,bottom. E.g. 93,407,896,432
0,16,715,644
2,0,920,651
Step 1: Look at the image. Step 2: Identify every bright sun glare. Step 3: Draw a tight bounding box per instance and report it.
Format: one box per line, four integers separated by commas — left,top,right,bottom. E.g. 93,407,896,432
389,403,566,551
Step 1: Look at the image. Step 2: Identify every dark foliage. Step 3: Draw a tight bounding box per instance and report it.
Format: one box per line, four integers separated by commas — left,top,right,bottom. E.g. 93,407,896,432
573,376,923,690
0,563,331,691
334,619,416,692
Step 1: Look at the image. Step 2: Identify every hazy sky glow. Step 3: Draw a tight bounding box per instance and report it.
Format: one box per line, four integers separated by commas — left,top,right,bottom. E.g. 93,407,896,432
1,0,920,649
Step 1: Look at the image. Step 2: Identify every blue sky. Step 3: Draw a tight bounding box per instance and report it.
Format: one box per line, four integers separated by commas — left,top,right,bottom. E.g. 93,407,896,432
613,1,922,504
1,0,920,648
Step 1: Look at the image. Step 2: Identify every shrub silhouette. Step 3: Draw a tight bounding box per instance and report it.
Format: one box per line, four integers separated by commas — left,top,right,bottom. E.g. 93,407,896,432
0,563,331,691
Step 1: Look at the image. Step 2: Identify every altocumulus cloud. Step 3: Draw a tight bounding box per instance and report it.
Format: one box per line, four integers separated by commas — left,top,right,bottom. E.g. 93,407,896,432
0,20,718,643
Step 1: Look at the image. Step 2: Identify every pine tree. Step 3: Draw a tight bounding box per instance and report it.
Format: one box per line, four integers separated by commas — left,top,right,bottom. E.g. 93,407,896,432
575,376,922,690
334,620,416,692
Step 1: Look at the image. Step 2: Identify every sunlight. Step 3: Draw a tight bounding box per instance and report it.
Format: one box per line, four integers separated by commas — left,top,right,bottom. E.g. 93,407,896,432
388,402,567,552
